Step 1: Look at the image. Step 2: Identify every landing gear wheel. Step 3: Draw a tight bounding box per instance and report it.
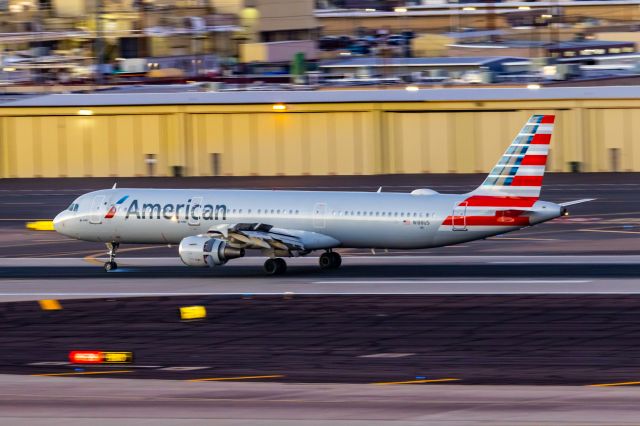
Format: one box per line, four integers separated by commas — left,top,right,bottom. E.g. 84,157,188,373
264,258,287,276
329,252,341,268
319,251,341,270
104,261,118,272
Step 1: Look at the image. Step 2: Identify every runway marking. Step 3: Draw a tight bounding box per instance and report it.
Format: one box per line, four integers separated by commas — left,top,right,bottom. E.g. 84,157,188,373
589,381,640,387
313,280,591,285
579,228,640,235
487,237,558,241
374,378,460,385
32,370,133,377
360,353,415,358
188,374,284,382
0,240,72,250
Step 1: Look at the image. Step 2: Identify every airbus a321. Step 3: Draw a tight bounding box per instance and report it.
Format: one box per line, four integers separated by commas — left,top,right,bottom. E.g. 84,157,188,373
54,114,590,275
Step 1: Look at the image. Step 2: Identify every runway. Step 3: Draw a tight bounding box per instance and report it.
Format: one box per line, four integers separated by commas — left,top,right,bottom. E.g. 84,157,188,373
1,256,640,301
2,174,640,424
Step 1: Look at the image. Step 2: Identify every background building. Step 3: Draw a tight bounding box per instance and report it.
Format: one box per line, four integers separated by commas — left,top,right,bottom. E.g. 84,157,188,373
1,87,640,178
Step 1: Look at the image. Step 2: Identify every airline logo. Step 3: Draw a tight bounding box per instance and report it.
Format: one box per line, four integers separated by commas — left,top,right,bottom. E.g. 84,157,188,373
104,195,129,219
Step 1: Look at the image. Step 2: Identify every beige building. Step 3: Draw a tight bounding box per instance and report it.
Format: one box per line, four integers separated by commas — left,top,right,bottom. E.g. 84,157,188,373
1,87,640,178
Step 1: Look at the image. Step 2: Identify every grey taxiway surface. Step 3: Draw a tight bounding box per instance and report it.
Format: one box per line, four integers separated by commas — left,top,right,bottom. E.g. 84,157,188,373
2,375,639,426
1,256,640,301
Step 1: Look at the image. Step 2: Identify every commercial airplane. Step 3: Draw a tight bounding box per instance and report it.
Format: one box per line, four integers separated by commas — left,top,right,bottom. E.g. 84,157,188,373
53,114,590,275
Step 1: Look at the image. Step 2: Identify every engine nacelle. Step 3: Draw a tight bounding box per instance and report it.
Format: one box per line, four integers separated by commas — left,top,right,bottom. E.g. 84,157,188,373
178,236,245,267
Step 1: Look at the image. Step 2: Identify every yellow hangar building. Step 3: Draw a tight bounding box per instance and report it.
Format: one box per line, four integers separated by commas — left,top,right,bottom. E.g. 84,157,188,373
0,86,638,178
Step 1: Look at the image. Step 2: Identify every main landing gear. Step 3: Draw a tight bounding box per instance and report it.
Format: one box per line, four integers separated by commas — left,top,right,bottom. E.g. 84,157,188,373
264,257,287,276
263,251,342,276
104,242,119,272
319,251,341,270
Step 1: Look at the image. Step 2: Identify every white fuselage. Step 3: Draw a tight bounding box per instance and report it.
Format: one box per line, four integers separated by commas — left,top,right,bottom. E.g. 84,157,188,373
53,188,561,250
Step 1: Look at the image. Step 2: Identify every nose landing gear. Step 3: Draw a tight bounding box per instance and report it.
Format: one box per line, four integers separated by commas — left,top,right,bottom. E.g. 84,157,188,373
104,242,119,272
319,251,341,270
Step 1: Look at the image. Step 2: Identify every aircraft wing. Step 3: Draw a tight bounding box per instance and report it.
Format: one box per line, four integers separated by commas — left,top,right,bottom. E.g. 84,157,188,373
206,223,315,254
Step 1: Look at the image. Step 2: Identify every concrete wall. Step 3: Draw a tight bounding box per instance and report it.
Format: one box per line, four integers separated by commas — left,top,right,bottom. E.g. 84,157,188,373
0,97,638,178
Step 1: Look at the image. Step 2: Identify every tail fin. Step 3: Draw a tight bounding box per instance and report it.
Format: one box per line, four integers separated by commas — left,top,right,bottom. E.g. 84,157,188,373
468,114,554,208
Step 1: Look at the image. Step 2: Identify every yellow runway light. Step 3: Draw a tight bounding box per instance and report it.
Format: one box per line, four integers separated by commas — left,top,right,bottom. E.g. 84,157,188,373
180,305,207,320
26,220,54,231
103,352,134,363
39,299,62,310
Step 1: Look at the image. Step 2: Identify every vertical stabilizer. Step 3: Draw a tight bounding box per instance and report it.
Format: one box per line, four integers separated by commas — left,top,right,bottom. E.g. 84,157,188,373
468,114,554,207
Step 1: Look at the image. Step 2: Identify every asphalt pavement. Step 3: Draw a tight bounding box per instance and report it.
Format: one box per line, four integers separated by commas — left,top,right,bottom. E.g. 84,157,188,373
3,293,640,386
2,174,640,424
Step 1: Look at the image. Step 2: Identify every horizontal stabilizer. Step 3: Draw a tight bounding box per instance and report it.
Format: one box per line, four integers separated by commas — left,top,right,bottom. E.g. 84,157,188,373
559,198,595,207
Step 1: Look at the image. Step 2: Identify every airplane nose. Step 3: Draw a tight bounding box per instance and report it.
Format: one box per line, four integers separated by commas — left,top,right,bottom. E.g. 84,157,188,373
53,211,67,234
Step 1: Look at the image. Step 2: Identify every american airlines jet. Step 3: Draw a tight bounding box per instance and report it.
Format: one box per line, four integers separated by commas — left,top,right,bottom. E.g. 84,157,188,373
53,114,589,275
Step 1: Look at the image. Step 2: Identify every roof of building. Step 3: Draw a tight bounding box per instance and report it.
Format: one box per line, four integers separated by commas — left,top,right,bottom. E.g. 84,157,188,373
320,56,526,68
3,86,640,107
453,39,636,49
442,30,509,39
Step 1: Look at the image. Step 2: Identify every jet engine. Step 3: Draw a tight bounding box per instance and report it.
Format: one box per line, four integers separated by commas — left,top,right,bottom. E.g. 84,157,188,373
178,236,245,267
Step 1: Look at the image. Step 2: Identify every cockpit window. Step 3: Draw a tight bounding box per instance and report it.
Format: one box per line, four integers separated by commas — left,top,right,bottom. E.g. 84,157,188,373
73,204,79,212
68,203,79,212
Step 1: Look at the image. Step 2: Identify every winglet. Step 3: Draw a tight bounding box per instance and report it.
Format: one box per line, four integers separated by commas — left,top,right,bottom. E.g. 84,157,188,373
112,182,117,189
559,198,595,207
377,187,382,193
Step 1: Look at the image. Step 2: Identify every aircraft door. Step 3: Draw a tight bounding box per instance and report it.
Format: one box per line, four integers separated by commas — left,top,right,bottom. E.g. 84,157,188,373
452,201,468,231
313,203,326,228
89,195,106,224
188,197,203,226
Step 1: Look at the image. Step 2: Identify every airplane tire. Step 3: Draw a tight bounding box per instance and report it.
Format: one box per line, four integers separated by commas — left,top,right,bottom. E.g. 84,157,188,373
330,252,342,268
104,261,117,272
274,258,287,274
319,252,333,270
264,258,287,275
